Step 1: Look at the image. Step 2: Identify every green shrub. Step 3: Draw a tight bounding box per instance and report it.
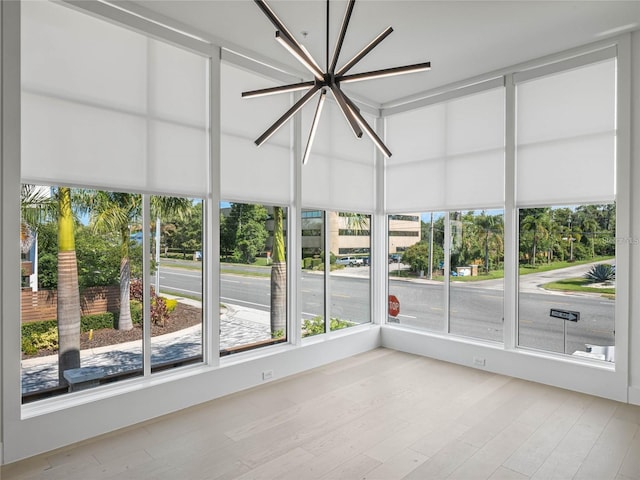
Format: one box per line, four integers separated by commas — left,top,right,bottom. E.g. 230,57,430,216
80,313,115,331
21,313,116,355
303,257,313,269
311,258,322,269
584,263,615,283
22,319,57,338
22,326,58,354
22,337,38,356
130,300,143,325
302,316,355,337
163,298,178,313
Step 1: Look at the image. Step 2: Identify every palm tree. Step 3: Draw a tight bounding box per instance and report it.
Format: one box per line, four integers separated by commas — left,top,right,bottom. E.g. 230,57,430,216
520,208,550,267
56,187,82,381
476,212,503,273
84,192,141,330
81,192,191,330
21,185,81,383
582,216,599,258
270,206,286,336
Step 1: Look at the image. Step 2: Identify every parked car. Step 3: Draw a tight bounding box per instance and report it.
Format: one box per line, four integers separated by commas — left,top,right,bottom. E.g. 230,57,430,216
389,253,402,263
336,256,364,267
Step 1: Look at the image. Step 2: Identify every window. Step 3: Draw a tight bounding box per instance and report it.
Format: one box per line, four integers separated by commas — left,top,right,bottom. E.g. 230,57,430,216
20,1,209,401
220,202,287,354
301,210,371,337
515,56,616,361
150,196,203,370
330,212,371,331
20,187,203,402
388,212,445,331
517,205,616,358
449,210,504,342
301,209,325,337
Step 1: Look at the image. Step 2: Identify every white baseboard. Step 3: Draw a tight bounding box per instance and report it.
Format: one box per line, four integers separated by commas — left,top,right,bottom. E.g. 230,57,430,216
629,386,640,405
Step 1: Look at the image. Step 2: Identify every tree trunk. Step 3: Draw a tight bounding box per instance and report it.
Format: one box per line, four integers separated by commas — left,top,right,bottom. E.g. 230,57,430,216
57,187,81,384
117,257,133,330
270,206,286,336
117,228,133,330
484,231,490,273
270,262,286,335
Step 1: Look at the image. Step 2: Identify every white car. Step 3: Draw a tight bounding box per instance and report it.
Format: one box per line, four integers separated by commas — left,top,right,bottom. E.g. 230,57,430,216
336,256,364,267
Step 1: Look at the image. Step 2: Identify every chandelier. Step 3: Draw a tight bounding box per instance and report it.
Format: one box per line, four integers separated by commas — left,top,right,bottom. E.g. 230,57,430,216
243,0,431,163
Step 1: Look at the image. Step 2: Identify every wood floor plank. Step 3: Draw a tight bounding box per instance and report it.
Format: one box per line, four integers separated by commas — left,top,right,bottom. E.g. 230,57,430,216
617,428,640,480
573,417,638,480
362,449,428,480
447,421,537,480
3,349,639,480
502,391,591,476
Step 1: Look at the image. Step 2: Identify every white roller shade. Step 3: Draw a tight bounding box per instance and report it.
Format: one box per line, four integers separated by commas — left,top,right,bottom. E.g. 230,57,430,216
516,58,616,206
301,100,376,213
220,62,293,204
386,87,505,212
21,1,209,196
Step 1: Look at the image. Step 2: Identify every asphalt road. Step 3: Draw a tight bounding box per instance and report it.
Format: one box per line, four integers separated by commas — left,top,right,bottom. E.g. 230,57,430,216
156,263,615,356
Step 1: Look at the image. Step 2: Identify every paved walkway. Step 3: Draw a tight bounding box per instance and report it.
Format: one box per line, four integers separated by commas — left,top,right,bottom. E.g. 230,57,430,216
21,302,271,395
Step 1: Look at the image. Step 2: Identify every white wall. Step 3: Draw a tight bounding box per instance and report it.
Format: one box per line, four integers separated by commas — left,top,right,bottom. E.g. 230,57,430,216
629,31,640,405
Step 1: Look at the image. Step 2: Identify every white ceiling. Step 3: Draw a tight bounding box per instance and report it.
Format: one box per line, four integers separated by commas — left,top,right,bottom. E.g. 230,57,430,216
128,0,640,105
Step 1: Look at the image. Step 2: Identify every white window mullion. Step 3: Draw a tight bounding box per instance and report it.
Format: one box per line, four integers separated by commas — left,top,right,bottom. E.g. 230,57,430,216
324,212,331,334
142,194,152,376
290,94,302,346
504,74,517,350
444,212,451,333
208,47,221,367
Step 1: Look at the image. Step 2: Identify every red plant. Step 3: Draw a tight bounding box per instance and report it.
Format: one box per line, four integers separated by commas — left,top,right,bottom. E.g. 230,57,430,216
129,279,170,326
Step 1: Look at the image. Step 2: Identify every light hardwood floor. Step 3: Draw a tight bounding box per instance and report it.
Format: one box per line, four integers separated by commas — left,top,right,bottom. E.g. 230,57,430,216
2,348,640,480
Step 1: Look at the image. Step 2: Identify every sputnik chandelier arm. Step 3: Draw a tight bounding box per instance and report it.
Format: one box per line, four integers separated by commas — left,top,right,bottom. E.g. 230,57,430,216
244,0,431,161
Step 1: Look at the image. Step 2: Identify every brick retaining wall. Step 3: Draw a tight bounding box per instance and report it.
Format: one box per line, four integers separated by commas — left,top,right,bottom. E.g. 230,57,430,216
21,285,120,323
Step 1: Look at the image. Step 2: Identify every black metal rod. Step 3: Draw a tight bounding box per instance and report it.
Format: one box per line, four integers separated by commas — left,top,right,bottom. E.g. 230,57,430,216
329,84,363,138
326,0,330,71
255,84,321,146
242,80,316,98
335,26,393,77
343,94,392,157
275,31,324,80
338,62,431,84
330,0,356,74
254,0,298,44
256,0,323,79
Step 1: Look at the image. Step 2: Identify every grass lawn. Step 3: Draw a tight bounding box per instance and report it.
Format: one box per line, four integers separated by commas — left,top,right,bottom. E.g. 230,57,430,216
543,277,615,296
518,256,613,275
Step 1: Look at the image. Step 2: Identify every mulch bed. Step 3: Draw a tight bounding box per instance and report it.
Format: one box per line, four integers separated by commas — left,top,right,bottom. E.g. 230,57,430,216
23,303,202,359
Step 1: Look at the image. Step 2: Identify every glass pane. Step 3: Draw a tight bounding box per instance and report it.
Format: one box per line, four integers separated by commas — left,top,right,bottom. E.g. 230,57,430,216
220,202,287,354
330,211,371,330
301,210,325,338
150,196,203,371
449,210,504,342
518,205,616,361
21,186,145,402
388,212,445,331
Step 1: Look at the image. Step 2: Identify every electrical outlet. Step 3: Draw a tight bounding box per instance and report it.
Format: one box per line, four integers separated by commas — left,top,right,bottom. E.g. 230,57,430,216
473,357,486,367
262,370,274,381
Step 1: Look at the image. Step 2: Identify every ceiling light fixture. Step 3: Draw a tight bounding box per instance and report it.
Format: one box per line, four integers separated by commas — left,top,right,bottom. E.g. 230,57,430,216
243,0,431,161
